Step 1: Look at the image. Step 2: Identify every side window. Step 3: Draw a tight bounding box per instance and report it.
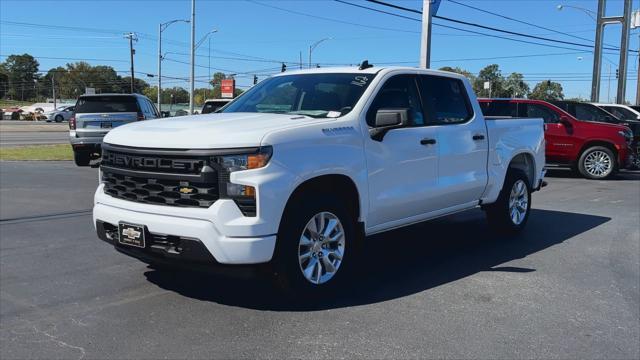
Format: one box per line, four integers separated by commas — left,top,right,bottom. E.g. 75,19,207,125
366,75,424,127
479,101,517,117
526,104,559,124
419,75,472,125
574,104,602,121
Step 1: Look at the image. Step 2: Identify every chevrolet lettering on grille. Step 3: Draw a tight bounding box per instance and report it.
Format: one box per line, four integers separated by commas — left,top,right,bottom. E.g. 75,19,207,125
102,152,203,172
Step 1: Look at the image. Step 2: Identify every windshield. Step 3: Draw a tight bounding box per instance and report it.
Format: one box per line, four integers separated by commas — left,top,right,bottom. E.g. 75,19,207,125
222,73,376,118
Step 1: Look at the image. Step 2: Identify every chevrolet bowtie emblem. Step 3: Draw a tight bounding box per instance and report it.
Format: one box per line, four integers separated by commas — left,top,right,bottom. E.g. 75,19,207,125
179,187,194,194
122,227,141,239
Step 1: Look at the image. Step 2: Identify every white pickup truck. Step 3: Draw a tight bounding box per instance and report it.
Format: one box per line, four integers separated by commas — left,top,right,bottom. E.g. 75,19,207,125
94,66,545,294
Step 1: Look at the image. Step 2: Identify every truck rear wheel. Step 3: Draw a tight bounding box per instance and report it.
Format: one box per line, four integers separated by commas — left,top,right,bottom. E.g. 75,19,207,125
73,150,91,167
578,146,616,179
485,170,531,235
273,194,355,296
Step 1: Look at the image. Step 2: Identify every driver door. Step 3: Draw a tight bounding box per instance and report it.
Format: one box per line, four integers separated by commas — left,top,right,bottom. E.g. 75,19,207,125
364,74,440,230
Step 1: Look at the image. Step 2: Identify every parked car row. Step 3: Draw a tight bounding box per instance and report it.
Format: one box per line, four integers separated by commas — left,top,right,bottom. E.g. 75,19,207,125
479,98,637,179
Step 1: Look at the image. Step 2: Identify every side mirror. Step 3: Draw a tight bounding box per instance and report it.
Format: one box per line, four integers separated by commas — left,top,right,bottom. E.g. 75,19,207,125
369,108,409,141
559,115,572,126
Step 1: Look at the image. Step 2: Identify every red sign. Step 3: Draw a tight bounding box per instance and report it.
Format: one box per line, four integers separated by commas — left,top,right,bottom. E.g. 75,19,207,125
221,79,235,98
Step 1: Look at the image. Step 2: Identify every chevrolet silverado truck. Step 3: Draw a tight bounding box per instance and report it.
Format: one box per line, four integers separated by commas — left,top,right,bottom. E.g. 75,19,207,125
93,66,545,294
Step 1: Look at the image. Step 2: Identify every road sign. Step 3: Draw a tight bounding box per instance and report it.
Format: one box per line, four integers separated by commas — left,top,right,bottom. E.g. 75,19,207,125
483,81,491,90
431,0,442,15
221,79,235,98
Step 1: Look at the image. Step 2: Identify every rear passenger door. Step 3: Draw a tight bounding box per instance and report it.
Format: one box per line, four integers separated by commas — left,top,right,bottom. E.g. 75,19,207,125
418,75,488,209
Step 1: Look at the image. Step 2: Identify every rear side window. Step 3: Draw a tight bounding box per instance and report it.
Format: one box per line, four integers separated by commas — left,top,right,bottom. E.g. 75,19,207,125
75,96,138,113
419,75,472,125
479,101,518,117
524,104,559,124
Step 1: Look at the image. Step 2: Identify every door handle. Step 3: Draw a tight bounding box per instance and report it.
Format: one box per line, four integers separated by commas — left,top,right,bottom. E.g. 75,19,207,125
472,134,485,141
420,138,437,145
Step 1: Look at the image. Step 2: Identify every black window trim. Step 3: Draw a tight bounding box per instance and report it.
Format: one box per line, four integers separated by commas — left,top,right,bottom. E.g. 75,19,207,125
365,73,427,128
417,74,475,126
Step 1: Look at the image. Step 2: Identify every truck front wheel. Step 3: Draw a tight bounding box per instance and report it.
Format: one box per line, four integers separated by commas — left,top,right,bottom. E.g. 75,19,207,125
273,194,355,296
485,170,532,235
578,146,616,179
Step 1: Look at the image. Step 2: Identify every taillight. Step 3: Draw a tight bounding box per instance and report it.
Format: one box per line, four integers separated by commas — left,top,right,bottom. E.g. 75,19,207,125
69,116,76,130
137,112,145,121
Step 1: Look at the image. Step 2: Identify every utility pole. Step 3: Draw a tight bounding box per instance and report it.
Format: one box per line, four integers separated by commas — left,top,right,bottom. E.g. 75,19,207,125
52,74,56,110
158,24,162,111
419,0,433,68
591,0,632,104
189,0,196,114
632,9,640,105
125,33,137,93
299,51,303,69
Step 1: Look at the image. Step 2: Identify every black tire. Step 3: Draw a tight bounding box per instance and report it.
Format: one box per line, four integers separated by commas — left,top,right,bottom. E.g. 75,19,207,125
578,146,617,180
74,150,91,167
272,193,357,297
54,115,63,123
485,170,532,235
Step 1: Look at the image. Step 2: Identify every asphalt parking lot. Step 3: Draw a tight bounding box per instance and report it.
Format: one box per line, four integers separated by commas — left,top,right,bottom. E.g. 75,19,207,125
0,121,68,147
1,161,639,359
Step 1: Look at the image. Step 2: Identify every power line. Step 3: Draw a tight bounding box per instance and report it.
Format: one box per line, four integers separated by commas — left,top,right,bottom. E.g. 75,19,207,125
445,0,605,46
362,0,637,53
246,0,419,34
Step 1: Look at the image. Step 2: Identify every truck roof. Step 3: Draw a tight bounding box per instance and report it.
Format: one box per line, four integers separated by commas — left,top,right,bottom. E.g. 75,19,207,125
273,66,469,80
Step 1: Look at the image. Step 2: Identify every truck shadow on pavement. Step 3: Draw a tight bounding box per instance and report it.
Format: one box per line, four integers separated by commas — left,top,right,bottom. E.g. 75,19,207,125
144,208,610,311
545,168,640,180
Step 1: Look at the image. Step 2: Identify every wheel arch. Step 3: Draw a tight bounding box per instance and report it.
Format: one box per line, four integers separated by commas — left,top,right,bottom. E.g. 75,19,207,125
507,151,536,188
280,174,362,227
577,140,618,161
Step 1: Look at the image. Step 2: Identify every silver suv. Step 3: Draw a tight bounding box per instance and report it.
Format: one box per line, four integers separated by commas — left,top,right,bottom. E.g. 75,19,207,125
69,94,160,166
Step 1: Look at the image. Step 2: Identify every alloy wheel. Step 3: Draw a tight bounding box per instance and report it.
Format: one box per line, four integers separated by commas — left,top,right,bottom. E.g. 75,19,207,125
584,150,612,178
297,211,345,285
508,180,528,225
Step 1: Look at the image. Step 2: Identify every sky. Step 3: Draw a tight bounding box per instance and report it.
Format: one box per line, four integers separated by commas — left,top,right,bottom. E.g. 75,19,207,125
1,0,639,102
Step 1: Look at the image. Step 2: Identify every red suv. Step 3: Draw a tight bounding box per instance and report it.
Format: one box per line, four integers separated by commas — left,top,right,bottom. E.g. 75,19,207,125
479,99,635,179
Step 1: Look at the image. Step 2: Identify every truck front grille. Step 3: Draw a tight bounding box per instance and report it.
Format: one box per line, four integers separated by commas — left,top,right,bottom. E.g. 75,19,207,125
100,144,220,209
102,171,219,208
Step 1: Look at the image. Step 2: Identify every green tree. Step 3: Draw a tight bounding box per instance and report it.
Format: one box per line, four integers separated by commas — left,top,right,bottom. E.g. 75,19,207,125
0,63,9,99
2,54,40,100
439,66,476,83
503,72,530,98
474,64,508,98
529,80,564,101
120,76,149,94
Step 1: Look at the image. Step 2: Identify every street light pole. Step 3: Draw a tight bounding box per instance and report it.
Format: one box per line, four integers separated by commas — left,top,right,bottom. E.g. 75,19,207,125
420,0,433,68
309,37,332,69
189,0,196,114
158,19,189,114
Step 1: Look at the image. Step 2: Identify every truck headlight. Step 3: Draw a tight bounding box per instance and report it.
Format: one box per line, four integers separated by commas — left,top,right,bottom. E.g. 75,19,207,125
619,129,633,145
214,146,272,198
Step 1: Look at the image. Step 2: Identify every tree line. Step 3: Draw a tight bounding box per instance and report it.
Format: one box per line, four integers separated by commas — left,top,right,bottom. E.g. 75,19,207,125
439,64,564,101
1,53,565,104
0,53,242,105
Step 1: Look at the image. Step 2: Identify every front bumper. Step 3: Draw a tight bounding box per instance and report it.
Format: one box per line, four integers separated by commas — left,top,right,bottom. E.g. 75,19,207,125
93,186,277,265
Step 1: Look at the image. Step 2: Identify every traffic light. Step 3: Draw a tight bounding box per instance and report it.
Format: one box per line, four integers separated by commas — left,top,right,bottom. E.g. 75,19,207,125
616,68,619,79
253,75,258,85
281,63,286,72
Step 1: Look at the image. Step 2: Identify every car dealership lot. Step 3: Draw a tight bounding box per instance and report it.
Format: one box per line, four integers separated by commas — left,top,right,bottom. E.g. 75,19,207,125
0,161,638,359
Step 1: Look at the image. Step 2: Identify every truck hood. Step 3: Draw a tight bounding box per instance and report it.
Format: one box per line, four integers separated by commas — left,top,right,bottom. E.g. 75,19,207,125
103,112,330,149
